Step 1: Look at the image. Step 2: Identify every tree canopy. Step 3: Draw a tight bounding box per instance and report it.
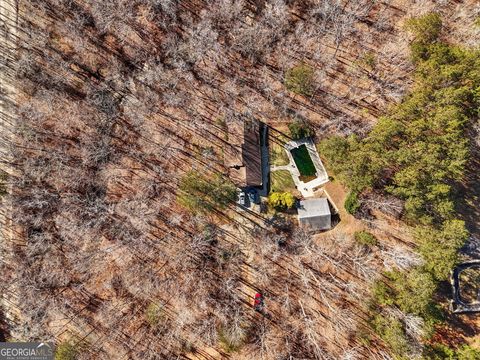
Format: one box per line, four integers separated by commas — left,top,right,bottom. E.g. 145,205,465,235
285,64,315,96
322,13,479,358
288,119,314,140
416,219,469,281
268,191,296,210
319,18,480,224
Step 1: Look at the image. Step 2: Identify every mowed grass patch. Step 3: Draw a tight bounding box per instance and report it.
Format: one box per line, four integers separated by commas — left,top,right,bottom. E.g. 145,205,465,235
270,141,289,166
269,131,290,166
291,144,316,177
270,170,296,193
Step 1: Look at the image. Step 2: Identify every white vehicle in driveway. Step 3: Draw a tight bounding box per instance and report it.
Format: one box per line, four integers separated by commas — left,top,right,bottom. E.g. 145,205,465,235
238,191,247,206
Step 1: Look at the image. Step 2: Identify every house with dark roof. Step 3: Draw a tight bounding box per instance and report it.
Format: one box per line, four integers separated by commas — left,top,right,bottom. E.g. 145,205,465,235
297,198,331,231
225,118,262,187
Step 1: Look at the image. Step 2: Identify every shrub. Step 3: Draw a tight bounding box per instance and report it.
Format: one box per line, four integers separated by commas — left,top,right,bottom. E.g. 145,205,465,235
55,341,78,360
358,52,376,70
145,302,165,327
268,192,296,210
285,64,315,96
354,231,378,247
218,326,246,353
288,119,314,140
344,192,360,214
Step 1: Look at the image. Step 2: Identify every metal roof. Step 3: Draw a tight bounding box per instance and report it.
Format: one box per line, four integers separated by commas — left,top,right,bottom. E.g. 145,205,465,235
226,118,262,187
298,198,331,231
298,198,331,218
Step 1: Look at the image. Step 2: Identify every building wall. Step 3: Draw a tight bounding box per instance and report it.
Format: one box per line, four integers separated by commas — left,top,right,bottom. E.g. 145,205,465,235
299,215,331,231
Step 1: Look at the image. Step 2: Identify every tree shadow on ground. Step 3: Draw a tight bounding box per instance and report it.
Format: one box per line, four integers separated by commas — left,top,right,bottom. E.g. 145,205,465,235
434,276,480,345
0,310,8,341
456,140,480,257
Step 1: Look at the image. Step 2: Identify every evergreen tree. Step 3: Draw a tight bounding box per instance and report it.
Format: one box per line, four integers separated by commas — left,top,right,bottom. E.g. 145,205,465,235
416,220,469,281
285,64,315,96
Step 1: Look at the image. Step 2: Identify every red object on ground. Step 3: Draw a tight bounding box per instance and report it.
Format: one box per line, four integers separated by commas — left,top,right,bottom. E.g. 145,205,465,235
253,293,263,308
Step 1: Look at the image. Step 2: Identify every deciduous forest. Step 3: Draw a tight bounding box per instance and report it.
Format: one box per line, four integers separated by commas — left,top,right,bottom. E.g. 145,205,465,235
1,0,480,359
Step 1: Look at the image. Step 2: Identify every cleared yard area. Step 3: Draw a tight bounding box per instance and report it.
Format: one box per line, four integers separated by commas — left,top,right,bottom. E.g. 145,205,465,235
270,170,296,193
291,144,316,180
269,139,289,166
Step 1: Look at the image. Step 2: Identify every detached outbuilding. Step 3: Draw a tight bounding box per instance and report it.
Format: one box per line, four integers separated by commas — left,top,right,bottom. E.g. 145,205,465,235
297,198,331,231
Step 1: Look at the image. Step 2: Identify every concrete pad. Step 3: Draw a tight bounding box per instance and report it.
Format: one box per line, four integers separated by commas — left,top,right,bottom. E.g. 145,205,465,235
281,138,329,197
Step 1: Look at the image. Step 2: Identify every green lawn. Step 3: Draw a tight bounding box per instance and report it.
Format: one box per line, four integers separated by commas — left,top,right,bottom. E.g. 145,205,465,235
270,170,296,193
270,141,289,166
291,145,316,177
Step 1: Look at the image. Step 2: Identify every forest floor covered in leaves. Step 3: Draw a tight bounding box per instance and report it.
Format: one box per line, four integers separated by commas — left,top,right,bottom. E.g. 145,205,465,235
1,0,480,359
